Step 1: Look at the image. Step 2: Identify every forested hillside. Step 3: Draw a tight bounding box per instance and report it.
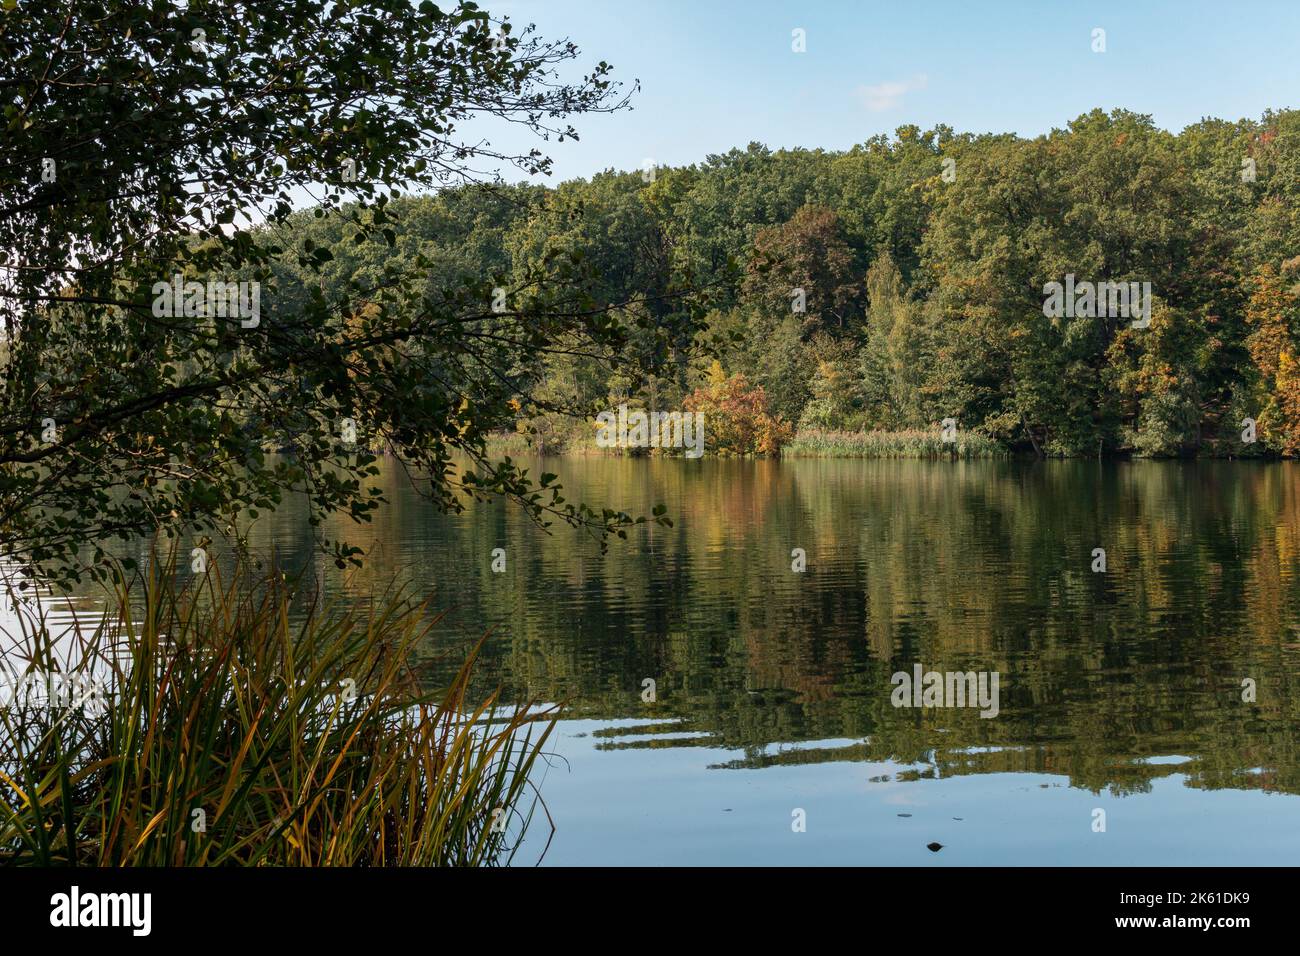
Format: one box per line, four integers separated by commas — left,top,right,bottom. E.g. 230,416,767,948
272,108,1300,458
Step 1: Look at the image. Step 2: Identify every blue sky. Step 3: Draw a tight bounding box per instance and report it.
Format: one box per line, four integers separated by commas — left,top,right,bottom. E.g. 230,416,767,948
478,0,1300,182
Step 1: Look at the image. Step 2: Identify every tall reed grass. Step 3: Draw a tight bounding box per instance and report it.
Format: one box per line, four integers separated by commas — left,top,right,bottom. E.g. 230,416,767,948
784,428,1009,459
0,555,557,866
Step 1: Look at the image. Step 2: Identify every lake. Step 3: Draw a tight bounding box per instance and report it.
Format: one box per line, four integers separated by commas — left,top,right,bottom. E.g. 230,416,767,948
26,456,1300,865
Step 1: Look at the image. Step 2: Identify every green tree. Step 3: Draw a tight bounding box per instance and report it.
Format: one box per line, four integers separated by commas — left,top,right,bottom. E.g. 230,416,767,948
859,253,933,429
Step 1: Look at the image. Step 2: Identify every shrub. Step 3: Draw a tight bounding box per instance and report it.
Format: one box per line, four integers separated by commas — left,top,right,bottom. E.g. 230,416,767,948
684,361,793,456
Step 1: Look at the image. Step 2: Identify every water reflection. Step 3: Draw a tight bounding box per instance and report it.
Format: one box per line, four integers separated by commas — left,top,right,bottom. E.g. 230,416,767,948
241,458,1300,800
18,457,1300,863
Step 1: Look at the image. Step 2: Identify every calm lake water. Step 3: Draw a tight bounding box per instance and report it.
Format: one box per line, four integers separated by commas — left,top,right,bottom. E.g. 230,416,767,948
27,457,1300,865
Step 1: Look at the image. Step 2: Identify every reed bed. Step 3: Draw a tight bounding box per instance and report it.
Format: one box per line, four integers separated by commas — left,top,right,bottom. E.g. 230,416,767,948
0,555,557,866
784,428,1009,459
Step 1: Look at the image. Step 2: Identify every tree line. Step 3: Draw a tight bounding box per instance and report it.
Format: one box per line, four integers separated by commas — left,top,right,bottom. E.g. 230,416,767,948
270,107,1300,458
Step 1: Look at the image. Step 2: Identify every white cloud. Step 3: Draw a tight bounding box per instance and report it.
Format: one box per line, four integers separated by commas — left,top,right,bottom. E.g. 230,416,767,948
855,74,929,112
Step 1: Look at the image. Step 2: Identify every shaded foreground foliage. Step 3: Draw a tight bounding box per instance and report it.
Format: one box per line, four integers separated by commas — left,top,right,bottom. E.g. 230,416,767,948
1,0,682,588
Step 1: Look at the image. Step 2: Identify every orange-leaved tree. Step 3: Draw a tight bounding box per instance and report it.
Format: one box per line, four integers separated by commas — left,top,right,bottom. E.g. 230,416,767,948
684,361,793,456
1245,263,1300,456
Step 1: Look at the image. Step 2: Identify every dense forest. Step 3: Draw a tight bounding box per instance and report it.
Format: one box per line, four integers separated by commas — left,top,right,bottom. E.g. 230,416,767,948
267,107,1300,459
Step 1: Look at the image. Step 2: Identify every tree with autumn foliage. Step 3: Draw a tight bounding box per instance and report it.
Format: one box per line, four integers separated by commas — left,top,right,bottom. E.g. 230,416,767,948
684,361,792,456
742,205,862,338
1244,262,1300,455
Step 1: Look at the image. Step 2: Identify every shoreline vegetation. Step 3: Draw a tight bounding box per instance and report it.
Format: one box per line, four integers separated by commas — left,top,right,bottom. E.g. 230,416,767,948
784,429,1008,459
0,555,556,866
484,426,1218,460
485,427,1010,459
